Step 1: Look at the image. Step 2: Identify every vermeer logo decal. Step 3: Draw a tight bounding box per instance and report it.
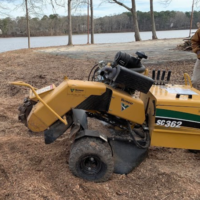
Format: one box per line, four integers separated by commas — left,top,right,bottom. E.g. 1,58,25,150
121,98,133,111
70,88,84,93
121,98,133,105
68,87,85,95
121,103,130,111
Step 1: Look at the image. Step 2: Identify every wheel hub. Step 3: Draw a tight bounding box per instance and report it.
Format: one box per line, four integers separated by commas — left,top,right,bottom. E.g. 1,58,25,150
80,155,102,175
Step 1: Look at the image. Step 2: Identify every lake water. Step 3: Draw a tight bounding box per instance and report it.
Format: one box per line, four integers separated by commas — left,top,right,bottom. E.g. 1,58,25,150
0,29,196,53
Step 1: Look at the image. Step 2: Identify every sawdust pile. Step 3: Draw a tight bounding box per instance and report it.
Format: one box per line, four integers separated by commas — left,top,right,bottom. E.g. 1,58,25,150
0,49,200,200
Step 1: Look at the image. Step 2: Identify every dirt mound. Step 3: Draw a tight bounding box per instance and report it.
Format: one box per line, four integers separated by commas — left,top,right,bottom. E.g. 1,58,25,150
0,49,200,200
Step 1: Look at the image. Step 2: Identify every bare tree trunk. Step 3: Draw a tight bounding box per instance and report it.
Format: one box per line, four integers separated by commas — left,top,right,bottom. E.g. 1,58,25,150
189,0,195,37
68,0,72,45
108,0,141,41
150,0,158,39
131,0,141,41
90,0,94,44
25,0,30,48
87,0,89,44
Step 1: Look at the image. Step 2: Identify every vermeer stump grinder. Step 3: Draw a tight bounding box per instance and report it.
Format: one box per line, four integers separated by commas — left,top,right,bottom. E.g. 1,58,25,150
11,51,200,182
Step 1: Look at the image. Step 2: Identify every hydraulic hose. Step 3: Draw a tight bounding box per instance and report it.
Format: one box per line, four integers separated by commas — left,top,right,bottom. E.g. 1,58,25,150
128,123,150,149
88,64,99,81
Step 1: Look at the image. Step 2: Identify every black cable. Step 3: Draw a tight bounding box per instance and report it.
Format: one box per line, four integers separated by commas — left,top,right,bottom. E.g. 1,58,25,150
133,129,145,138
88,64,99,81
128,123,150,149
92,67,100,81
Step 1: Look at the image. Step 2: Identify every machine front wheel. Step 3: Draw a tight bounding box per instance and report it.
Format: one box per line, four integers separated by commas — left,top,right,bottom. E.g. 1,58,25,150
69,137,114,182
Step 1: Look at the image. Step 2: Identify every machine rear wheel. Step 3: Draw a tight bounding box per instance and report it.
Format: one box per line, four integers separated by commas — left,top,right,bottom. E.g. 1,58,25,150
69,137,114,182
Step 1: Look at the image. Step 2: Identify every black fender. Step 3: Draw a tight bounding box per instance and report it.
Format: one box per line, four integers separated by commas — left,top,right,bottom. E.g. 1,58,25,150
45,109,88,144
109,140,148,174
44,113,72,144
75,129,108,142
72,109,88,130
70,109,88,139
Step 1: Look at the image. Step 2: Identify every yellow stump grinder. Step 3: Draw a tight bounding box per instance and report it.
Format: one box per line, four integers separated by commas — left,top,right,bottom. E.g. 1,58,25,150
11,51,200,182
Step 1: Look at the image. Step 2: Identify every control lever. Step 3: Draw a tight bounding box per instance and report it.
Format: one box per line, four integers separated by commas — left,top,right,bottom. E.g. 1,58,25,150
152,70,171,85
156,70,160,85
167,71,171,83
161,71,166,85
152,70,156,82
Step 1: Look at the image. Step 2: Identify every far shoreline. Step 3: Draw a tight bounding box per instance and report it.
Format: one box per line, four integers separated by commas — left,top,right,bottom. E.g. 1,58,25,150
0,37,186,54
0,28,197,39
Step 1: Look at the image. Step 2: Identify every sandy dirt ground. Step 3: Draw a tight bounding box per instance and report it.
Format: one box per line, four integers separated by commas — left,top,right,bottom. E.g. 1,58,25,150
0,48,200,200
37,38,196,65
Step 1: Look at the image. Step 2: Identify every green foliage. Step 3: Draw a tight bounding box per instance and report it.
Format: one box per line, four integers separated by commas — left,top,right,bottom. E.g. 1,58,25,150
49,14,59,20
0,10,198,37
0,17,11,35
185,12,191,18
42,15,49,20
123,12,132,18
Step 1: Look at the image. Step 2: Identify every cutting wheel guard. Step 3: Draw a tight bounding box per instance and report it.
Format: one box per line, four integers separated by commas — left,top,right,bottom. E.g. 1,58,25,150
10,81,68,125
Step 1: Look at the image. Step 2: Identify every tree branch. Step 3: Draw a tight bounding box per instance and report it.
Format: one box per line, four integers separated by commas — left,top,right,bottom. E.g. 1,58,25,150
108,0,131,12
160,0,172,6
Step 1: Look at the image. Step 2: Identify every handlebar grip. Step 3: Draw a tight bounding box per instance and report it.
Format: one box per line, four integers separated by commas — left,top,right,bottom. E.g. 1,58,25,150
161,71,166,81
167,71,171,81
157,70,160,80
152,70,155,80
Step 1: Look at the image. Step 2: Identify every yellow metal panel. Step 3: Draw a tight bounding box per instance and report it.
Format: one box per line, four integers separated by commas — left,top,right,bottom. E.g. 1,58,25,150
27,80,107,132
29,84,55,101
108,88,145,124
148,85,200,149
27,79,146,132
151,129,200,150
27,112,48,132
150,85,200,107
67,81,106,96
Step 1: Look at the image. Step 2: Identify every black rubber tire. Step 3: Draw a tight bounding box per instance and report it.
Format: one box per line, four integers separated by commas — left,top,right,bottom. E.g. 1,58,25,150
69,137,114,182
